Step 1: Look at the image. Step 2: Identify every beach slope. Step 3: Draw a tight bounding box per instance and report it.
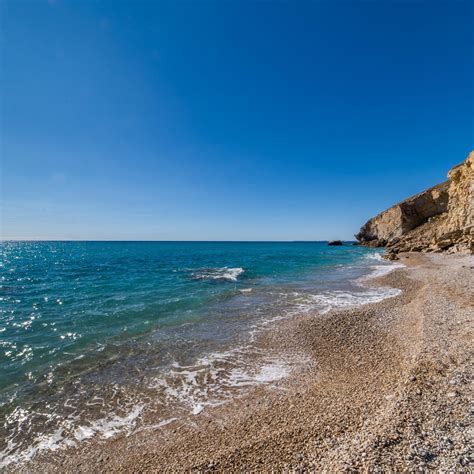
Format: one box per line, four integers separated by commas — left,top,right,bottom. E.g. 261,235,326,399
21,252,473,472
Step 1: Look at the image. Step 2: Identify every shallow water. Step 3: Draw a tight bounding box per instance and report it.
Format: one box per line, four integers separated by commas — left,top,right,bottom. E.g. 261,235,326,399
0,241,401,466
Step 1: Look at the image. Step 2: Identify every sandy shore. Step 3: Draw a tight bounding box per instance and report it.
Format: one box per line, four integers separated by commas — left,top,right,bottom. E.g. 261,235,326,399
18,253,473,472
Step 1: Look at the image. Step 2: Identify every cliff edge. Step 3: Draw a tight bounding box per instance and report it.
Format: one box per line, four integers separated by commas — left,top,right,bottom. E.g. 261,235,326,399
356,151,473,255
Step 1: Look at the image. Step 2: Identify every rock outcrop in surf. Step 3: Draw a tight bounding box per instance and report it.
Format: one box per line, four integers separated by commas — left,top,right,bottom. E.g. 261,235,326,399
356,151,473,255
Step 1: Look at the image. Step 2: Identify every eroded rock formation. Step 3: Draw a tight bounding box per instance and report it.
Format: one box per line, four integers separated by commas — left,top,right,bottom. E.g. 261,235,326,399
356,152,473,255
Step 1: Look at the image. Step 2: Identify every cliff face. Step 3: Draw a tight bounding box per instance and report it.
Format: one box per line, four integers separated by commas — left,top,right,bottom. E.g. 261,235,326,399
440,155,473,236
356,152,473,255
355,182,449,245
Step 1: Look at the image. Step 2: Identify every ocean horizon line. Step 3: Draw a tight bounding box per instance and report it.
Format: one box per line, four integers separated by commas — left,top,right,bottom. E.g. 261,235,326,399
1,239,356,243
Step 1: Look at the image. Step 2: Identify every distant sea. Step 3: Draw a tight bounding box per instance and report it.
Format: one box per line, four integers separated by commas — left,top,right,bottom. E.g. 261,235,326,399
0,241,401,466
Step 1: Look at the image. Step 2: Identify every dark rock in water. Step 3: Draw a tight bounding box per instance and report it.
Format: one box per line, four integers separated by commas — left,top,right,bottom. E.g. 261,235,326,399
327,240,343,246
383,252,399,261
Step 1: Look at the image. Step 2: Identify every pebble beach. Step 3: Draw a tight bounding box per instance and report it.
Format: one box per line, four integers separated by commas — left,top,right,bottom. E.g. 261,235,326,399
17,252,473,472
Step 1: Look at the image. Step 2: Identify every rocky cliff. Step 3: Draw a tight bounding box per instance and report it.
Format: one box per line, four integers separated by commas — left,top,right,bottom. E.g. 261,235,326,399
356,151,473,255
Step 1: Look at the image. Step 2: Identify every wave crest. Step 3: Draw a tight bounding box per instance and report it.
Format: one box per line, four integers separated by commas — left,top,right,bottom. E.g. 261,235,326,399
190,267,244,282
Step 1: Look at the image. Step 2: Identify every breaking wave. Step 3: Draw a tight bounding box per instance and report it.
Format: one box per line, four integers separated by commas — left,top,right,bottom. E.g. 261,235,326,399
190,267,245,282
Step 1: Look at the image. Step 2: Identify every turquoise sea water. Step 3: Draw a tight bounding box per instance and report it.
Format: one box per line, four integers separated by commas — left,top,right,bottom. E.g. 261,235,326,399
0,241,400,466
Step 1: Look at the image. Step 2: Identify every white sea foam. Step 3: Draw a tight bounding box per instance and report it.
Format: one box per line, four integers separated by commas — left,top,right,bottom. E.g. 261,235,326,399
245,253,404,319
130,417,178,435
190,267,244,282
361,252,405,280
291,287,401,314
253,363,291,382
150,345,300,419
74,404,144,441
0,403,144,468
365,263,404,279
293,254,403,314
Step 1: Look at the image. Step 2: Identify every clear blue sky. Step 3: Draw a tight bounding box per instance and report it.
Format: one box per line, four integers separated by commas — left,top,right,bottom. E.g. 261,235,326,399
1,0,472,241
